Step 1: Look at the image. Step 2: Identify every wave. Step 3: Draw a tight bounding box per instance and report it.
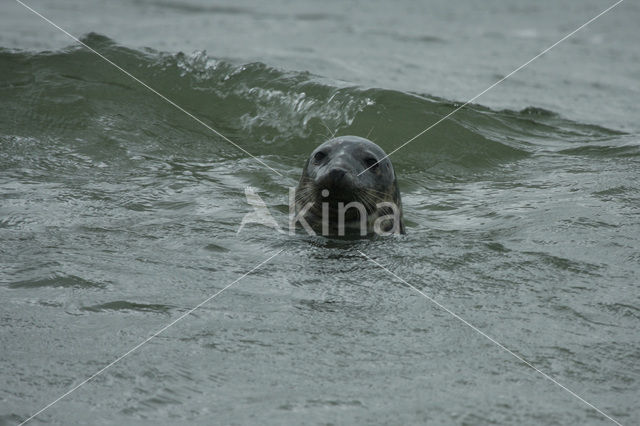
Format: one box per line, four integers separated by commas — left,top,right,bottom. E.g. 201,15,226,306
0,33,627,175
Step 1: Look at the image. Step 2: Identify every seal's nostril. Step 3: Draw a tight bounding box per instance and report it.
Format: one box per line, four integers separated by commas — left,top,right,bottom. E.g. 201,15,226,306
329,169,346,181
317,168,348,189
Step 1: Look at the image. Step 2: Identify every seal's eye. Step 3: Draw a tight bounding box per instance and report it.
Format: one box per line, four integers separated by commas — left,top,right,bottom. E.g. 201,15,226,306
364,157,379,170
313,151,327,163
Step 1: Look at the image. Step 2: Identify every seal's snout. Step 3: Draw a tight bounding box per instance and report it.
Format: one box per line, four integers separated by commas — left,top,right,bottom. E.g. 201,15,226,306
316,167,351,189
327,168,346,184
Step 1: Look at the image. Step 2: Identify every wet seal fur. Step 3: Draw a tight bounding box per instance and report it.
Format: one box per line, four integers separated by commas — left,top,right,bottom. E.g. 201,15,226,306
295,136,405,236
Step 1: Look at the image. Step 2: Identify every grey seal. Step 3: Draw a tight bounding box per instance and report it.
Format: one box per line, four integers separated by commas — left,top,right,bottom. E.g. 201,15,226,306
294,136,405,236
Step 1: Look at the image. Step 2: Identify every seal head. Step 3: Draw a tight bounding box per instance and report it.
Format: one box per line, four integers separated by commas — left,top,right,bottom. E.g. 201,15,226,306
295,136,404,236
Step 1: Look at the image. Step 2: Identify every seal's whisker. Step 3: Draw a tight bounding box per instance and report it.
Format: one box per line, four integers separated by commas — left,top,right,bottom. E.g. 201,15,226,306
319,121,338,140
294,186,317,200
363,187,393,196
358,189,389,203
360,192,380,212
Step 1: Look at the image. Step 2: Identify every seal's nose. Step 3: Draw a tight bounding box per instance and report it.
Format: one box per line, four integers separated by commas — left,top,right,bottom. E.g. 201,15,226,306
328,168,345,183
317,167,350,190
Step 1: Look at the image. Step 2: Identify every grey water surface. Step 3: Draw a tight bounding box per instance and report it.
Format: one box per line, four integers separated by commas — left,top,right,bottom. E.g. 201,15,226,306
1,0,639,425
